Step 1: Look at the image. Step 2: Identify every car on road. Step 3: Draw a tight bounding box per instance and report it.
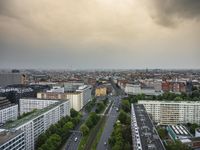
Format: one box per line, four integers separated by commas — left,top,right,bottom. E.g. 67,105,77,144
104,141,107,145
74,137,78,142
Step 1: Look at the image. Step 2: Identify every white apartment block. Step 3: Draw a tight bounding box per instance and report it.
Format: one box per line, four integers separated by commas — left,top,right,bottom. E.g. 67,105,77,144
0,104,18,123
47,86,64,93
125,84,141,94
0,129,25,150
125,84,162,96
37,85,92,111
138,100,200,125
2,100,70,150
76,85,92,108
19,98,58,115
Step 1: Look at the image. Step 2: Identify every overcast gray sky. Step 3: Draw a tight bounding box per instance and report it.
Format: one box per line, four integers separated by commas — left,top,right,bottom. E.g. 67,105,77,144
0,0,200,69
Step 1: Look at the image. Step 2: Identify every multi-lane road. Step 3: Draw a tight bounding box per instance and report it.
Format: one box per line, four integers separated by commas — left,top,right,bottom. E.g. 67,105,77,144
64,80,124,150
63,107,91,150
96,95,122,150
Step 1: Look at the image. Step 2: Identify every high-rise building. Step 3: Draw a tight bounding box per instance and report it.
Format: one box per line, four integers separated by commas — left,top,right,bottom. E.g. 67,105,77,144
0,97,18,123
37,85,92,111
0,129,25,150
138,100,200,125
1,100,70,150
19,98,58,115
0,72,27,87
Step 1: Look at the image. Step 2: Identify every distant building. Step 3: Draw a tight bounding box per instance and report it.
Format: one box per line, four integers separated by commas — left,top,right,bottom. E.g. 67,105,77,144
1,100,70,150
76,85,92,107
37,85,92,111
139,100,200,125
63,82,84,92
0,97,18,123
162,81,187,93
19,98,58,115
95,86,107,97
0,72,27,87
124,84,162,96
47,86,64,93
0,129,25,150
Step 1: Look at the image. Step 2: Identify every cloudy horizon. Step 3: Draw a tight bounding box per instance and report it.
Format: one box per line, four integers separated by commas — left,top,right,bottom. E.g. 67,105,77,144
0,0,200,69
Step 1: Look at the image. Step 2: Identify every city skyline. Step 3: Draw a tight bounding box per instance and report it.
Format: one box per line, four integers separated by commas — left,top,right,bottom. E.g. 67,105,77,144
0,0,200,69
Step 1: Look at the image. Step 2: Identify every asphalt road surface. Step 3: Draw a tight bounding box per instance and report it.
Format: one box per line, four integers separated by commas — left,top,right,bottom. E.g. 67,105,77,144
63,107,91,150
96,96,121,150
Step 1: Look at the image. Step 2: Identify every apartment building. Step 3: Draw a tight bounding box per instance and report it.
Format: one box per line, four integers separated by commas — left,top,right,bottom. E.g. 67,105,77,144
131,104,165,150
0,72,27,87
95,86,107,97
138,100,200,125
19,98,58,115
37,85,92,111
1,100,70,150
0,97,18,123
124,84,162,96
0,129,25,150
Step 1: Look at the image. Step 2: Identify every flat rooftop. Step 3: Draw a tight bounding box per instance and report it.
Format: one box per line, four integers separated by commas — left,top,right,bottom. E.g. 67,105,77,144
168,125,191,137
139,100,200,104
0,129,23,145
3,100,68,129
133,104,165,150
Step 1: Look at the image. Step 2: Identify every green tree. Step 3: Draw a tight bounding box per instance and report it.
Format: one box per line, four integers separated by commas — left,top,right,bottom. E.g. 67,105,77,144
190,123,199,134
166,141,192,150
118,110,128,124
121,99,130,113
86,118,93,128
80,124,89,136
157,128,167,139
89,112,100,125
36,133,47,148
174,96,183,101
64,121,74,130
70,108,79,118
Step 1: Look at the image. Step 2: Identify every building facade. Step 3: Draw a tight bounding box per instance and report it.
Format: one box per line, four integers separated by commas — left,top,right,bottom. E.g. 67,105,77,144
2,100,70,150
138,100,200,125
0,73,27,87
0,97,18,123
95,86,107,97
37,85,92,111
19,98,58,115
0,129,25,150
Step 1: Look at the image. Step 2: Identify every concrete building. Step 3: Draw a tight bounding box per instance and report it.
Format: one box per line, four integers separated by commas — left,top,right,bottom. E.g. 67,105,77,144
0,97,18,123
167,125,200,149
131,104,165,150
0,73,27,87
76,85,92,107
138,100,200,125
63,82,84,92
167,125,192,141
37,85,92,111
0,129,25,150
125,84,162,96
47,86,64,93
2,100,70,150
95,86,107,97
19,98,58,115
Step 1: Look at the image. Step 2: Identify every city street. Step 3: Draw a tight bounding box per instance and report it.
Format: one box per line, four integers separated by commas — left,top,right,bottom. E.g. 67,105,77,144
96,96,121,150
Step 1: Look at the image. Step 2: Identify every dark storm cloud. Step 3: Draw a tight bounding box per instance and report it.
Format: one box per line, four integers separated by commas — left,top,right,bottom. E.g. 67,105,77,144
150,0,200,27
0,0,17,19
